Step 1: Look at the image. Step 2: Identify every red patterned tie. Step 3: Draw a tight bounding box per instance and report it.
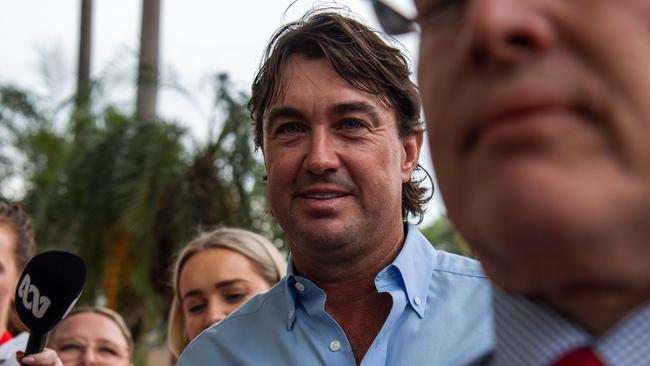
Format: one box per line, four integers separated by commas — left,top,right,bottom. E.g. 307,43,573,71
552,347,605,366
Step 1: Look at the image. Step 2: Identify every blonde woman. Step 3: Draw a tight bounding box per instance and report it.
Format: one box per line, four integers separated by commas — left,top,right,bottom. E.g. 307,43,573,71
167,228,286,359
48,307,133,365
19,306,133,366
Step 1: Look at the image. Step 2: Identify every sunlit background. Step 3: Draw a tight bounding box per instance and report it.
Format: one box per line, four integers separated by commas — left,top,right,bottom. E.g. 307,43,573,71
1,0,444,217
0,2,464,364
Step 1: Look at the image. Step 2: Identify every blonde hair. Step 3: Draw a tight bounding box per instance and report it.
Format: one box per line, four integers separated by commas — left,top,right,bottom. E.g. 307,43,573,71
167,227,286,359
49,306,134,358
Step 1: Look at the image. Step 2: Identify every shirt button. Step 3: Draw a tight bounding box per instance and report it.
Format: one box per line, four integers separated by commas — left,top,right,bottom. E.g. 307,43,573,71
414,296,422,306
294,282,305,292
329,340,341,352
288,310,294,320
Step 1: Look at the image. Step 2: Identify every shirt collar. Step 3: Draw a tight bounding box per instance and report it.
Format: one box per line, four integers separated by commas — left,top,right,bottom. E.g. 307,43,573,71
282,224,435,327
598,299,650,365
492,287,650,366
283,256,331,330
492,287,590,366
382,223,435,318
284,257,298,330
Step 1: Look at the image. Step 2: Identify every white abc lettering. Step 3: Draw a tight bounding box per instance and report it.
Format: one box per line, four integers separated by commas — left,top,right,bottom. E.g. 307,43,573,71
18,275,32,310
17,274,51,319
33,296,51,318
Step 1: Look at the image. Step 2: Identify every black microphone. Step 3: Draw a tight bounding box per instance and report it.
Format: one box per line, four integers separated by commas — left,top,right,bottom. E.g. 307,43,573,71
14,250,86,359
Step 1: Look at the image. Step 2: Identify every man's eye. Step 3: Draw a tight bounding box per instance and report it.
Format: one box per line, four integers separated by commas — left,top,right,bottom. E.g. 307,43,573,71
277,123,305,135
417,0,467,30
340,119,364,130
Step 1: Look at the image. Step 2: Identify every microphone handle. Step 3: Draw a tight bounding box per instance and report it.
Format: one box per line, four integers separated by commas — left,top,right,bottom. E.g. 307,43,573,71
22,330,47,360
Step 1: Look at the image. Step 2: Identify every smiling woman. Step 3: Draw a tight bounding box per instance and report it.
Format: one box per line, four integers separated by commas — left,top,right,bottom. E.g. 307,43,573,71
167,228,286,360
47,306,133,366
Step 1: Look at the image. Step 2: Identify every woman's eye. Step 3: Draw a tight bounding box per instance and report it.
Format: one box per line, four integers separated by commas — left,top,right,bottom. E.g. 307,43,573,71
59,344,84,352
187,303,206,314
225,292,249,303
98,346,119,355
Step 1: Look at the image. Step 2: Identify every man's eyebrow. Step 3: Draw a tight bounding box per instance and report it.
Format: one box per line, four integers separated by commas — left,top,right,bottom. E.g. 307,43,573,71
328,101,382,125
265,106,306,132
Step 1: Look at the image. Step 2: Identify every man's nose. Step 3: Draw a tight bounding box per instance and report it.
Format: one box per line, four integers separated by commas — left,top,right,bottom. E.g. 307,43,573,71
463,0,555,68
302,128,341,175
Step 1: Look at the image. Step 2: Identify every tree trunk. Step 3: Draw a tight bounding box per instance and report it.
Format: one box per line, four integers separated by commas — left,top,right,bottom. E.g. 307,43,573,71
135,0,161,122
75,0,93,132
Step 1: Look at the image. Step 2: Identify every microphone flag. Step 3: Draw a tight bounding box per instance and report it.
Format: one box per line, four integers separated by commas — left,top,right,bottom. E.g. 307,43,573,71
15,250,86,359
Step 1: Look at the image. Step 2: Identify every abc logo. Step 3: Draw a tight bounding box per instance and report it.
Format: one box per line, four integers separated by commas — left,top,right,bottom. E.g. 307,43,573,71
17,274,51,319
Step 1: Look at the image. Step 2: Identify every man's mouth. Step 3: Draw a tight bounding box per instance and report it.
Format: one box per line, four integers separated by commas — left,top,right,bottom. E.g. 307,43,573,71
462,86,585,152
301,192,348,200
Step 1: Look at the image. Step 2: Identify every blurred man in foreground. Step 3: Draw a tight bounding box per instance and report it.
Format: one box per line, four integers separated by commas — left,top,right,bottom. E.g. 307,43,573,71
374,0,650,364
178,10,493,366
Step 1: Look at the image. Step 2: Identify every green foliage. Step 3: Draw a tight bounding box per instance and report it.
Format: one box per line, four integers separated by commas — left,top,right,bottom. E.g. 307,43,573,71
420,215,473,257
0,85,52,185
0,73,280,357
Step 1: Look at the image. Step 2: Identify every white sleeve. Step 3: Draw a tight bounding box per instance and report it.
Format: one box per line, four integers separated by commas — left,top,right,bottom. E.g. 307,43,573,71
0,332,29,366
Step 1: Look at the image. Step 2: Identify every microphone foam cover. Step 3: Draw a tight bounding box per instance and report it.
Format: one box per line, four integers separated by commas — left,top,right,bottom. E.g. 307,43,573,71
15,250,87,333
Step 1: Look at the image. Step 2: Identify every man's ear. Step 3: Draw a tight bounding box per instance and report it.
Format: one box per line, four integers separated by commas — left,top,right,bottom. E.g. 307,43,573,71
401,131,423,182
261,147,269,180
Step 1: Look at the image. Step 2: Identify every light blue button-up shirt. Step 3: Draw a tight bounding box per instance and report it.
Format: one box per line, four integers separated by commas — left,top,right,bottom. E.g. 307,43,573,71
178,224,494,366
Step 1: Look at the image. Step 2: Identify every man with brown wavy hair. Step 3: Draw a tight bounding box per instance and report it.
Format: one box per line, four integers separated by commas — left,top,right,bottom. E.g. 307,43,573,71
179,9,492,366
